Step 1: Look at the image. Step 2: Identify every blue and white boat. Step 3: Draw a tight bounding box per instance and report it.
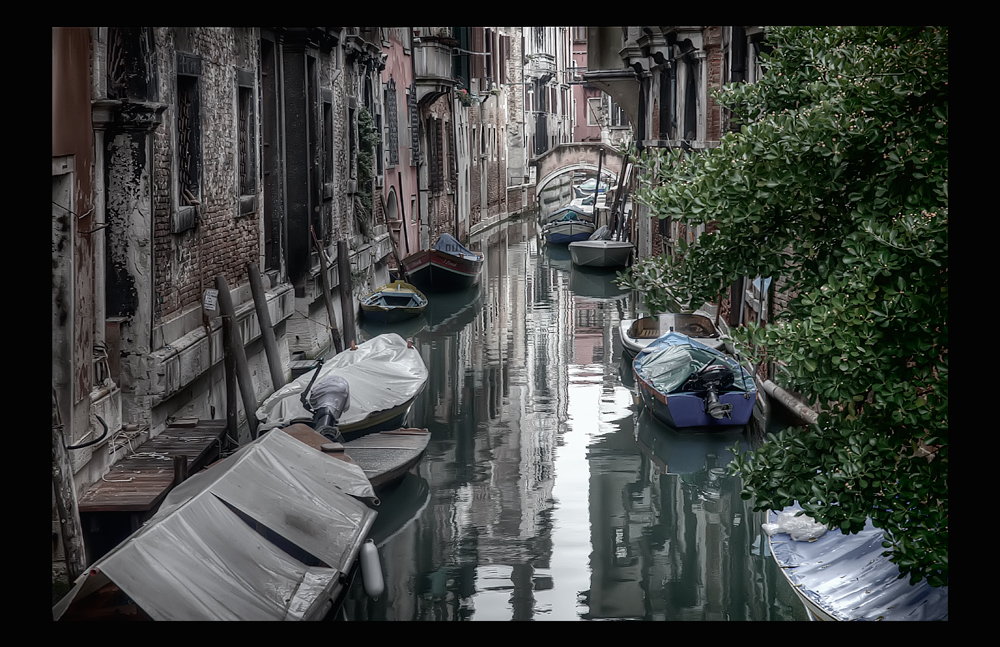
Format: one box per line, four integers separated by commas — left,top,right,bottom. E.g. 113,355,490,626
542,205,597,245
765,502,948,621
632,331,756,429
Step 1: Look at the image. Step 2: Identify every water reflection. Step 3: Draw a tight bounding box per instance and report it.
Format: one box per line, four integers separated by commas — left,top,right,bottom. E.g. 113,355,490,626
340,215,807,621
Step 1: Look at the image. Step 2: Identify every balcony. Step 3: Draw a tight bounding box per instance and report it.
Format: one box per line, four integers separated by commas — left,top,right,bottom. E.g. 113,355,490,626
413,36,456,104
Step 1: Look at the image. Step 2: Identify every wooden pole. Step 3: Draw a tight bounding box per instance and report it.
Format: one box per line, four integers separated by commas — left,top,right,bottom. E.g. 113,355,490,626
762,379,819,425
311,228,344,354
247,262,285,393
592,147,604,223
397,171,410,255
379,191,408,283
51,392,87,582
215,274,260,439
172,455,188,486
223,315,239,449
337,239,357,347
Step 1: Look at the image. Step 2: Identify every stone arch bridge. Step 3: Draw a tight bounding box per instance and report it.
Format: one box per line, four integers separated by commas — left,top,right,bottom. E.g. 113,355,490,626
530,142,625,195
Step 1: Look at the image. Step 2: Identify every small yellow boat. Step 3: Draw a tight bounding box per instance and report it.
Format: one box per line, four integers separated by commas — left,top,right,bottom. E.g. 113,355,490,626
360,280,428,324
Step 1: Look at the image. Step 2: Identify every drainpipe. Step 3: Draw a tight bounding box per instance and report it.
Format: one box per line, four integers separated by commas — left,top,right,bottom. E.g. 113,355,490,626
408,27,425,250
454,88,462,240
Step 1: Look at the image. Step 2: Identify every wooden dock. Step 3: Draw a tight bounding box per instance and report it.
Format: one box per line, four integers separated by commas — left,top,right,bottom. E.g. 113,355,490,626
78,420,228,514
76,419,229,561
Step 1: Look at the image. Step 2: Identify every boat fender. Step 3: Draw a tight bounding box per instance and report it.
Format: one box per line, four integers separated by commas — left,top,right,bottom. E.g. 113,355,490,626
360,539,385,599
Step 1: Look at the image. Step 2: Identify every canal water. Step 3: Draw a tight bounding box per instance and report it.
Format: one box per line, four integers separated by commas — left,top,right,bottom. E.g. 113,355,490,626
341,192,808,620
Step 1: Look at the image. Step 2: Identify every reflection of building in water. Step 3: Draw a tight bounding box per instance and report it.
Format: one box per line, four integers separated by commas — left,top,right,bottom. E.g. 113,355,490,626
403,223,562,619
584,415,806,620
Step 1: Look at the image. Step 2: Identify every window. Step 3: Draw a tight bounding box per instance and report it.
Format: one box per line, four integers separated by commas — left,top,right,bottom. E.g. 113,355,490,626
174,52,202,233
429,117,443,191
408,84,419,166
572,27,587,42
236,68,256,216
386,79,399,167
260,32,282,272
587,97,602,127
608,96,626,127
323,91,334,200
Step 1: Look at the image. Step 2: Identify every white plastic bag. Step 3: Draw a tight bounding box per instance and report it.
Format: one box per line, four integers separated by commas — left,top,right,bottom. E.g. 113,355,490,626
762,510,828,542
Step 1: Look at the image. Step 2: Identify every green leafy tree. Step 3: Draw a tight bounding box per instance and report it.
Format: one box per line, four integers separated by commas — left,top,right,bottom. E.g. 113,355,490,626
618,26,947,587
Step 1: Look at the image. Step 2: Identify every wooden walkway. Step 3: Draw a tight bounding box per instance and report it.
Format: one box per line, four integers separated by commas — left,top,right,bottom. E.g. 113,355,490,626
77,420,228,514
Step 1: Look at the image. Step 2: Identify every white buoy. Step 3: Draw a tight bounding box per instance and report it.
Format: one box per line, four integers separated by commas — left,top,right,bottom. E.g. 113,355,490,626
360,539,384,598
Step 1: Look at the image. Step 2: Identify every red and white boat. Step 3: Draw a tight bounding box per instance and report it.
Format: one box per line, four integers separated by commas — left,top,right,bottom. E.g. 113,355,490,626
399,233,484,292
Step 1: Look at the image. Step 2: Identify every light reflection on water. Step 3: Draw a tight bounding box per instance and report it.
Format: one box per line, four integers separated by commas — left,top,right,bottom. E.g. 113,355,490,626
341,209,807,621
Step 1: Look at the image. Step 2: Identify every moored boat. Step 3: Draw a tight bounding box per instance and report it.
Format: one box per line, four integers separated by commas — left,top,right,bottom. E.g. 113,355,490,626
53,429,379,621
280,423,430,493
541,204,595,226
620,311,727,357
255,333,428,440
765,502,949,621
399,233,484,292
542,206,597,245
633,331,756,429
568,226,634,268
360,280,427,325
543,219,596,245
573,177,609,198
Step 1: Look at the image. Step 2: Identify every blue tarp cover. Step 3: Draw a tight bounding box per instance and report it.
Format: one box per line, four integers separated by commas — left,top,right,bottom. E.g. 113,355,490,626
768,502,948,621
636,332,754,394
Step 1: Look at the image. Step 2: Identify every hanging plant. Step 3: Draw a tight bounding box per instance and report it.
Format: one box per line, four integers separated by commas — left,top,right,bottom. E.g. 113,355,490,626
457,88,474,107
355,104,380,239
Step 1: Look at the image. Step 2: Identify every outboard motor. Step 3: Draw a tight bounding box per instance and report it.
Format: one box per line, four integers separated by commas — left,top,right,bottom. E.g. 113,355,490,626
684,362,735,420
301,370,351,442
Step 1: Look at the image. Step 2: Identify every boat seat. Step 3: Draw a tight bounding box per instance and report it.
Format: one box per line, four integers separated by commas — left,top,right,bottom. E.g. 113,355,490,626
636,329,662,338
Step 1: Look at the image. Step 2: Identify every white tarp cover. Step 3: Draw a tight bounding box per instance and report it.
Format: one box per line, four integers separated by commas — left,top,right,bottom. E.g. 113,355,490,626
54,430,377,621
255,333,428,433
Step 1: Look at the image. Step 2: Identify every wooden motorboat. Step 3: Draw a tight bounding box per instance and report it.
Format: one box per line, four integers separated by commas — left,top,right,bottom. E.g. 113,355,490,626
541,204,595,226
573,177,609,198
543,219,596,245
256,333,428,440
54,429,379,621
620,311,727,357
633,331,756,430
568,226,634,268
360,280,428,325
399,233,484,292
281,424,430,493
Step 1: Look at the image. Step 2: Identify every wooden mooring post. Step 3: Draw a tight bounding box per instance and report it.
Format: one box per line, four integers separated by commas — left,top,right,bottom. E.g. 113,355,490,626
215,274,260,440
247,262,285,394
337,239,356,346
312,228,344,355
51,393,87,582
223,315,239,449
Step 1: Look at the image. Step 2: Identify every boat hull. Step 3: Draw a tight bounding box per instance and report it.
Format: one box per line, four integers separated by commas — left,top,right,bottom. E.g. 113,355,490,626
338,395,419,439
401,248,483,292
631,331,756,430
360,281,427,324
543,221,596,245
634,369,756,428
568,240,634,268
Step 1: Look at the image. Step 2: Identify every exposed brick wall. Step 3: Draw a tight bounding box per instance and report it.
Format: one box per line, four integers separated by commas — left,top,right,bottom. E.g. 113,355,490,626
151,28,261,324
704,26,724,142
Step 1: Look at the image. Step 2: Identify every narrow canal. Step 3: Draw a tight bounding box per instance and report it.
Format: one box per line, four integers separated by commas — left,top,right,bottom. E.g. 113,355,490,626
340,199,809,620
